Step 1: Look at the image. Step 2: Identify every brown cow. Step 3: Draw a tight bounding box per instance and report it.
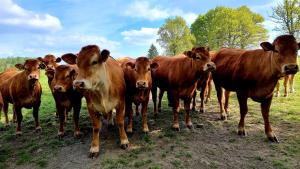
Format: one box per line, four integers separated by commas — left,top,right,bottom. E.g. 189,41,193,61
120,57,158,133
212,35,299,142
0,68,19,124
0,59,45,135
39,54,62,118
51,64,82,138
0,91,3,121
61,45,129,158
152,47,216,130
275,74,296,97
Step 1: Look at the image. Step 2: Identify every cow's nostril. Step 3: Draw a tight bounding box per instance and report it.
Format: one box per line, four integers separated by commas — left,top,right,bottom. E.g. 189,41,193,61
79,82,84,88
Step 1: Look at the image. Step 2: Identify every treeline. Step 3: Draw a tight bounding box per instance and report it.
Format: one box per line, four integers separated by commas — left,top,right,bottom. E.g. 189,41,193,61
0,57,29,72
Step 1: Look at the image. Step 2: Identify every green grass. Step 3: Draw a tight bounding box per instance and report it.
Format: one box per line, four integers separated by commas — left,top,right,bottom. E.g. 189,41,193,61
0,61,300,169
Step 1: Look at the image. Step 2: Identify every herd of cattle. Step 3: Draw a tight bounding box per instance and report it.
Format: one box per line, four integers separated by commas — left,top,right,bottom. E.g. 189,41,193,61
0,34,299,158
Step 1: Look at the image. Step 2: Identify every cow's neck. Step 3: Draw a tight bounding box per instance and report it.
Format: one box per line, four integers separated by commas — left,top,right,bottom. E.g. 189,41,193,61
183,57,201,86
94,63,110,95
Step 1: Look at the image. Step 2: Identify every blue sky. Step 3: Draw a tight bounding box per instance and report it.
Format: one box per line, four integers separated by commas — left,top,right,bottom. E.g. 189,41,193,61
0,0,280,58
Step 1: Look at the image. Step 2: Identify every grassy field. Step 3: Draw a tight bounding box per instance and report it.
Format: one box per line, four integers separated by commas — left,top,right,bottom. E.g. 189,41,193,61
0,68,300,169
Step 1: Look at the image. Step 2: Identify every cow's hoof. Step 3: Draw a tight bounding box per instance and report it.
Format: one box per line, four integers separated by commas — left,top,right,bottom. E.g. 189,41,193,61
172,125,180,131
268,135,279,143
135,112,140,116
191,107,196,112
199,108,204,113
154,113,158,119
16,131,22,136
58,132,64,139
126,127,133,134
108,124,114,130
4,123,11,127
142,127,149,134
237,130,246,136
120,143,129,150
35,126,42,133
88,152,99,158
220,116,227,121
74,131,82,138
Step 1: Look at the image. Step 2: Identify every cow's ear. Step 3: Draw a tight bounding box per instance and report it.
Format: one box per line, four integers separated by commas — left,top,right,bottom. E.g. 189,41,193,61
260,42,274,51
62,53,77,65
55,57,62,63
150,62,159,70
125,62,135,69
99,49,110,62
69,69,77,80
185,51,195,58
39,63,46,69
37,57,44,62
15,63,24,70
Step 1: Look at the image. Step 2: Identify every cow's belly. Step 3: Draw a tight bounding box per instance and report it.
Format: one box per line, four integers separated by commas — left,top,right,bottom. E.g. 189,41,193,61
91,97,119,114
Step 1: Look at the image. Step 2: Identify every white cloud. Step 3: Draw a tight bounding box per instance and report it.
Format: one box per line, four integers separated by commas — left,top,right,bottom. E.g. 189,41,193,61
121,27,159,46
0,0,62,32
124,1,197,25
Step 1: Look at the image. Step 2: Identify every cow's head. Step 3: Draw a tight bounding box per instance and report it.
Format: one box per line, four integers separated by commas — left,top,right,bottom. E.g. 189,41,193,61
15,58,45,83
125,57,159,89
61,45,110,90
184,47,216,73
52,65,77,93
260,35,299,75
38,54,61,80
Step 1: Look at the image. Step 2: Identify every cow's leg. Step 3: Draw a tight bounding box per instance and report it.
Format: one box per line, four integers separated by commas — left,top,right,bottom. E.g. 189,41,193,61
3,102,9,126
57,105,66,138
275,81,280,97
14,105,22,136
107,110,114,128
33,102,41,132
158,89,164,113
191,90,196,112
236,92,248,136
224,90,230,116
215,84,226,120
135,103,140,116
200,83,206,113
205,75,212,103
73,99,81,138
172,96,180,131
261,97,278,142
116,100,129,149
88,108,102,158
152,86,158,117
283,76,289,97
184,98,193,129
141,100,149,133
126,100,134,133
289,74,295,93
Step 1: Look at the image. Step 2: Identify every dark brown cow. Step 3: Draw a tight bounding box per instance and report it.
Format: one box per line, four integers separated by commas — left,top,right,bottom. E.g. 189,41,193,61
0,59,45,135
120,57,158,133
212,35,299,142
275,74,296,97
152,47,216,130
51,64,82,138
191,51,217,112
61,45,129,158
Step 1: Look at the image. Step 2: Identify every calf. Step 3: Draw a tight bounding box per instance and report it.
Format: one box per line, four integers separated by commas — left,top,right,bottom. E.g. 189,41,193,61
62,45,129,158
120,57,158,133
275,74,296,97
212,35,299,142
152,47,216,130
0,59,45,135
51,64,82,138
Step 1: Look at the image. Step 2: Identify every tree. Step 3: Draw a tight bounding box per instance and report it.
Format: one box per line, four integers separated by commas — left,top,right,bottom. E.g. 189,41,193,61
157,16,195,56
191,6,268,50
271,0,300,36
147,44,159,59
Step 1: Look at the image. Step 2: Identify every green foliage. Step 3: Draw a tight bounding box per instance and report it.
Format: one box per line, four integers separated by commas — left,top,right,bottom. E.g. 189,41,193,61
147,44,159,59
271,0,300,36
0,57,29,72
157,16,195,55
191,6,268,50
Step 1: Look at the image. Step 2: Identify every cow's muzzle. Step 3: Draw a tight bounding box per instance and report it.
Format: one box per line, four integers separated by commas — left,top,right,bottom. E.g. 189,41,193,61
136,80,148,89
53,85,65,92
204,62,216,72
28,74,39,81
283,64,299,75
73,80,85,90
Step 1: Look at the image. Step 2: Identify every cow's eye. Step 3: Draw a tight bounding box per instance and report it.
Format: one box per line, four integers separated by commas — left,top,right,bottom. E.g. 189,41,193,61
147,67,151,71
134,68,137,71
91,61,98,65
